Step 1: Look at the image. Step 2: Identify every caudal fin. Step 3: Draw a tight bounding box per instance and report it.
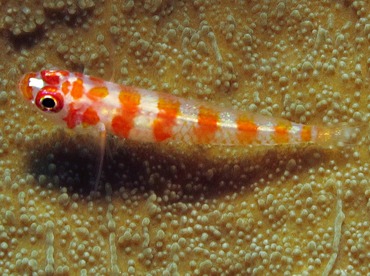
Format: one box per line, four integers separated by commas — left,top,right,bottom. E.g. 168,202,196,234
315,123,367,146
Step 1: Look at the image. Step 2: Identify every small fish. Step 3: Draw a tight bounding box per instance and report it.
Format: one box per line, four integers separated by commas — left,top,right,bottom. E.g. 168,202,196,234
19,69,359,146
18,70,360,189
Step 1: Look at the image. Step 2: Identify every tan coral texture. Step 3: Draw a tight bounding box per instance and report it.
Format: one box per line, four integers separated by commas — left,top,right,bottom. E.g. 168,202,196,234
0,0,369,275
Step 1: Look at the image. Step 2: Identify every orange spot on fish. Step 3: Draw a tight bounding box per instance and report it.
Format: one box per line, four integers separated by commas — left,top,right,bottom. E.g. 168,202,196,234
274,123,290,143
119,86,141,108
236,117,258,144
87,86,109,101
194,106,219,143
111,115,132,138
61,81,70,95
82,107,100,126
63,103,80,128
301,125,312,142
153,97,180,141
71,78,84,99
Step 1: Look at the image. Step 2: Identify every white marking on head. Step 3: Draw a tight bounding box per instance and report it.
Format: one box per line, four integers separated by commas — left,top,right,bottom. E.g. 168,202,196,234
29,78,44,89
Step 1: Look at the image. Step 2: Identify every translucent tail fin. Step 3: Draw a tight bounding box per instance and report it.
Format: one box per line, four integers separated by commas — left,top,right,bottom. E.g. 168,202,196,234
315,123,368,146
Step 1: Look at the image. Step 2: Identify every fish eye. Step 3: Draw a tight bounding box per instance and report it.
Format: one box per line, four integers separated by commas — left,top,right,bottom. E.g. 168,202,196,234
35,87,64,113
41,96,57,109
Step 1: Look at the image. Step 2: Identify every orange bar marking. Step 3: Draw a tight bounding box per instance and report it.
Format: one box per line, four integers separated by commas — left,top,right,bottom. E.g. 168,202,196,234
153,97,180,141
194,106,219,143
301,125,312,142
111,86,141,138
274,123,291,143
71,78,84,99
236,116,258,144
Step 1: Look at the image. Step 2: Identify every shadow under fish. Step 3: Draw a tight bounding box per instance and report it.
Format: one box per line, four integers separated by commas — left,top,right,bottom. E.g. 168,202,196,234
24,129,337,203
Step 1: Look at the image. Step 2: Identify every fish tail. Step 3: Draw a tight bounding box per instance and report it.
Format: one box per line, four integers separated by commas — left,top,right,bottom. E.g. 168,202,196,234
314,123,367,146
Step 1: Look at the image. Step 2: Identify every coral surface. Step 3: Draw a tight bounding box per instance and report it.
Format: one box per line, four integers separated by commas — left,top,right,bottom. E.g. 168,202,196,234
0,0,369,274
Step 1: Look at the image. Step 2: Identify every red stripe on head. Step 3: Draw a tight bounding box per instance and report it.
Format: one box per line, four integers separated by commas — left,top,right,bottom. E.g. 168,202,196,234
41,70,69,85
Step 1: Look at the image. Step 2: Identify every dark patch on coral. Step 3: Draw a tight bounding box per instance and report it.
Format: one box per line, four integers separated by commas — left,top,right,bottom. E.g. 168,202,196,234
4,27,45,50
4,2,95,50
43,8,94,28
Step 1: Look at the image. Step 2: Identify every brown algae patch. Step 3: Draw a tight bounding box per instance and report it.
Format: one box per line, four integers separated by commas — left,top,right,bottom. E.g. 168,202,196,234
0,0,369,274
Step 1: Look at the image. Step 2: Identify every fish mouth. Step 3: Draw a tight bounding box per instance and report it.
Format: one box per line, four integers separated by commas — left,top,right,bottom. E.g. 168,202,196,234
19,72,37,100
